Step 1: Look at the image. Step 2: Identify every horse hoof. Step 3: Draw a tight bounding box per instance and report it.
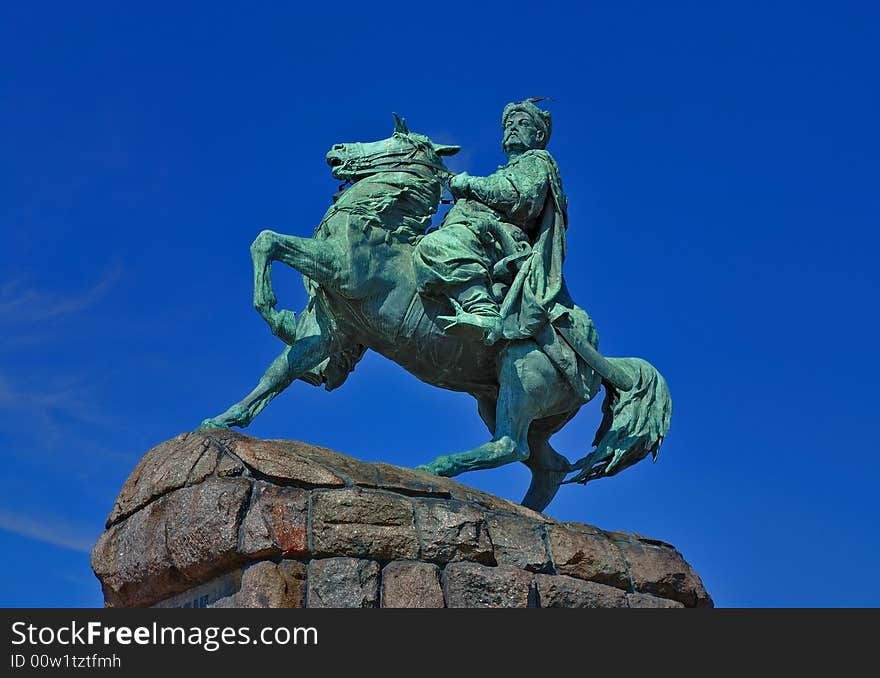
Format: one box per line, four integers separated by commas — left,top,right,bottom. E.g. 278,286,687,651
415,463,443,476
198,418,229,430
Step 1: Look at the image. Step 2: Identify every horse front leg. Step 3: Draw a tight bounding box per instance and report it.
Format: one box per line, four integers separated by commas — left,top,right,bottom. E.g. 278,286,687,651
200,327,341,430
251,229,344,343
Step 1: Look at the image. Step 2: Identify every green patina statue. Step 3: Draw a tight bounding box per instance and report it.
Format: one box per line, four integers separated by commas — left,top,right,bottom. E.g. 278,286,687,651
200,102,671,512
414,100,566,346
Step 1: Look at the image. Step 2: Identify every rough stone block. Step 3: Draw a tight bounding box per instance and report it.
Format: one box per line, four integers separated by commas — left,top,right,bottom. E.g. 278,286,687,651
307,558,379,608
413,499,494,564
93,507,172,608
283,440,382,485
536,574,627,608
563,521,605,536
442,562,535,608
236,560,307,608
152,570,243,608
216,453,245,477
615,537,713,608
547,524,629,589
311,488,419,560
486,512,551,572
368,463,453,498
92,478,251,607
626,592,685,608
239,482,309,558
381,561,444,608
163,479,251,581
107,432,223,526
228,438,344,487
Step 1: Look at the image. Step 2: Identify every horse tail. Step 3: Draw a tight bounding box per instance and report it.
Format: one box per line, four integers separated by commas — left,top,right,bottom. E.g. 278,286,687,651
567,357,672,484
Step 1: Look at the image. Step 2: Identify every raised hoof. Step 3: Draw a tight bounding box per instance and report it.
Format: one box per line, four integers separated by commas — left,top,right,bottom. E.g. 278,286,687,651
267,308,298,345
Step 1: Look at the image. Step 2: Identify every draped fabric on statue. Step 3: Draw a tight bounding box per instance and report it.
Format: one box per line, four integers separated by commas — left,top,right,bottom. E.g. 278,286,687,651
498,150,568,340
496,152,604,403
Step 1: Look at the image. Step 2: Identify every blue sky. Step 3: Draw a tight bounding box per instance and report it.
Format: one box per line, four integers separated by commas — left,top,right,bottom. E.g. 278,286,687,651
1,2,878,607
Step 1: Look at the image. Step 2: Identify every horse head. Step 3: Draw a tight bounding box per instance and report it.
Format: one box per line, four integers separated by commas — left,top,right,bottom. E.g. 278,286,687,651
325,114,460,184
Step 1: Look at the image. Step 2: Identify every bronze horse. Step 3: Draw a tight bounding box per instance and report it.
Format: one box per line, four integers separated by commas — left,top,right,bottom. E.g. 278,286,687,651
200,118,671,512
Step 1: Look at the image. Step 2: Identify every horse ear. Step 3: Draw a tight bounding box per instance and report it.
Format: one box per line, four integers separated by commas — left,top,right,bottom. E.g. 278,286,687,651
392,112,409,134
433,143,461,157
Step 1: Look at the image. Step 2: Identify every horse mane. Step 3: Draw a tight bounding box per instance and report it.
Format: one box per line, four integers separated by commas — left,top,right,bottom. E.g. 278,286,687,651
320,134,446,244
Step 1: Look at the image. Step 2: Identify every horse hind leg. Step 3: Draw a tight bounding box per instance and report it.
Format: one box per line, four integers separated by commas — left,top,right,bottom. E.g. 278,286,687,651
417,342,568,478
521,408,580,511
477,398,572,511
416,361,530,476
522,415,578,512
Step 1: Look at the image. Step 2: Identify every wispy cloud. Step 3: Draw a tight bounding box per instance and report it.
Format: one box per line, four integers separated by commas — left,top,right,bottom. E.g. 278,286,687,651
0,509,98,554
0,263,122,333
0,264,134,471
0,372,113,430
0,371,135,491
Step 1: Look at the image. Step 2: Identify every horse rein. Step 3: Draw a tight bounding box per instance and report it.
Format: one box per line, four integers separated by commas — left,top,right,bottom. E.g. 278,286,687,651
334,135,453,194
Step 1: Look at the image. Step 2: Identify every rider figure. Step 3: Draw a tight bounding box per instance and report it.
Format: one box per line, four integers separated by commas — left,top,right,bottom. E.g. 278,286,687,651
413,99,568,345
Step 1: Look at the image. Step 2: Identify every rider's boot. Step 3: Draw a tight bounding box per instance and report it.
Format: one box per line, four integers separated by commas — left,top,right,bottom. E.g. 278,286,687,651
437,280,503,345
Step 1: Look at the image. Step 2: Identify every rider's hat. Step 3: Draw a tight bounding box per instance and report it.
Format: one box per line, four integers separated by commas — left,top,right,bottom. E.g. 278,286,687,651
502,98,552,147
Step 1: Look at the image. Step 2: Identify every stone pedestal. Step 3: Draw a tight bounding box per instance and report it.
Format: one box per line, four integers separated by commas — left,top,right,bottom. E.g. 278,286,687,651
91,430,712,608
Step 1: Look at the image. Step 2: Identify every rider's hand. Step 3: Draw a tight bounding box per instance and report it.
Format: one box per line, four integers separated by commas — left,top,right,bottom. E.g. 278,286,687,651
449,172,470,198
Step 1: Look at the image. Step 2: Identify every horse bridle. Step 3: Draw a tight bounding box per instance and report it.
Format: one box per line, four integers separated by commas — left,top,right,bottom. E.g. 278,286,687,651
335,134,453,193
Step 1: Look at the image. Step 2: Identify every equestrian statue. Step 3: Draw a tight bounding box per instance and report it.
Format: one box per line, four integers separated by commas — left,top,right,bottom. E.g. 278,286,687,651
200,100,671,513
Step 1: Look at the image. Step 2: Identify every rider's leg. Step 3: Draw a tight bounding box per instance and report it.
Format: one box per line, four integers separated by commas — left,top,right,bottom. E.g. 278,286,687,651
440,280,503,345
413,223,502,345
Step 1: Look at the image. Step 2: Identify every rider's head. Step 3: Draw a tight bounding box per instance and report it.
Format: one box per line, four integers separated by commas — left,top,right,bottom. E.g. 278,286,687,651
502,99,551,156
